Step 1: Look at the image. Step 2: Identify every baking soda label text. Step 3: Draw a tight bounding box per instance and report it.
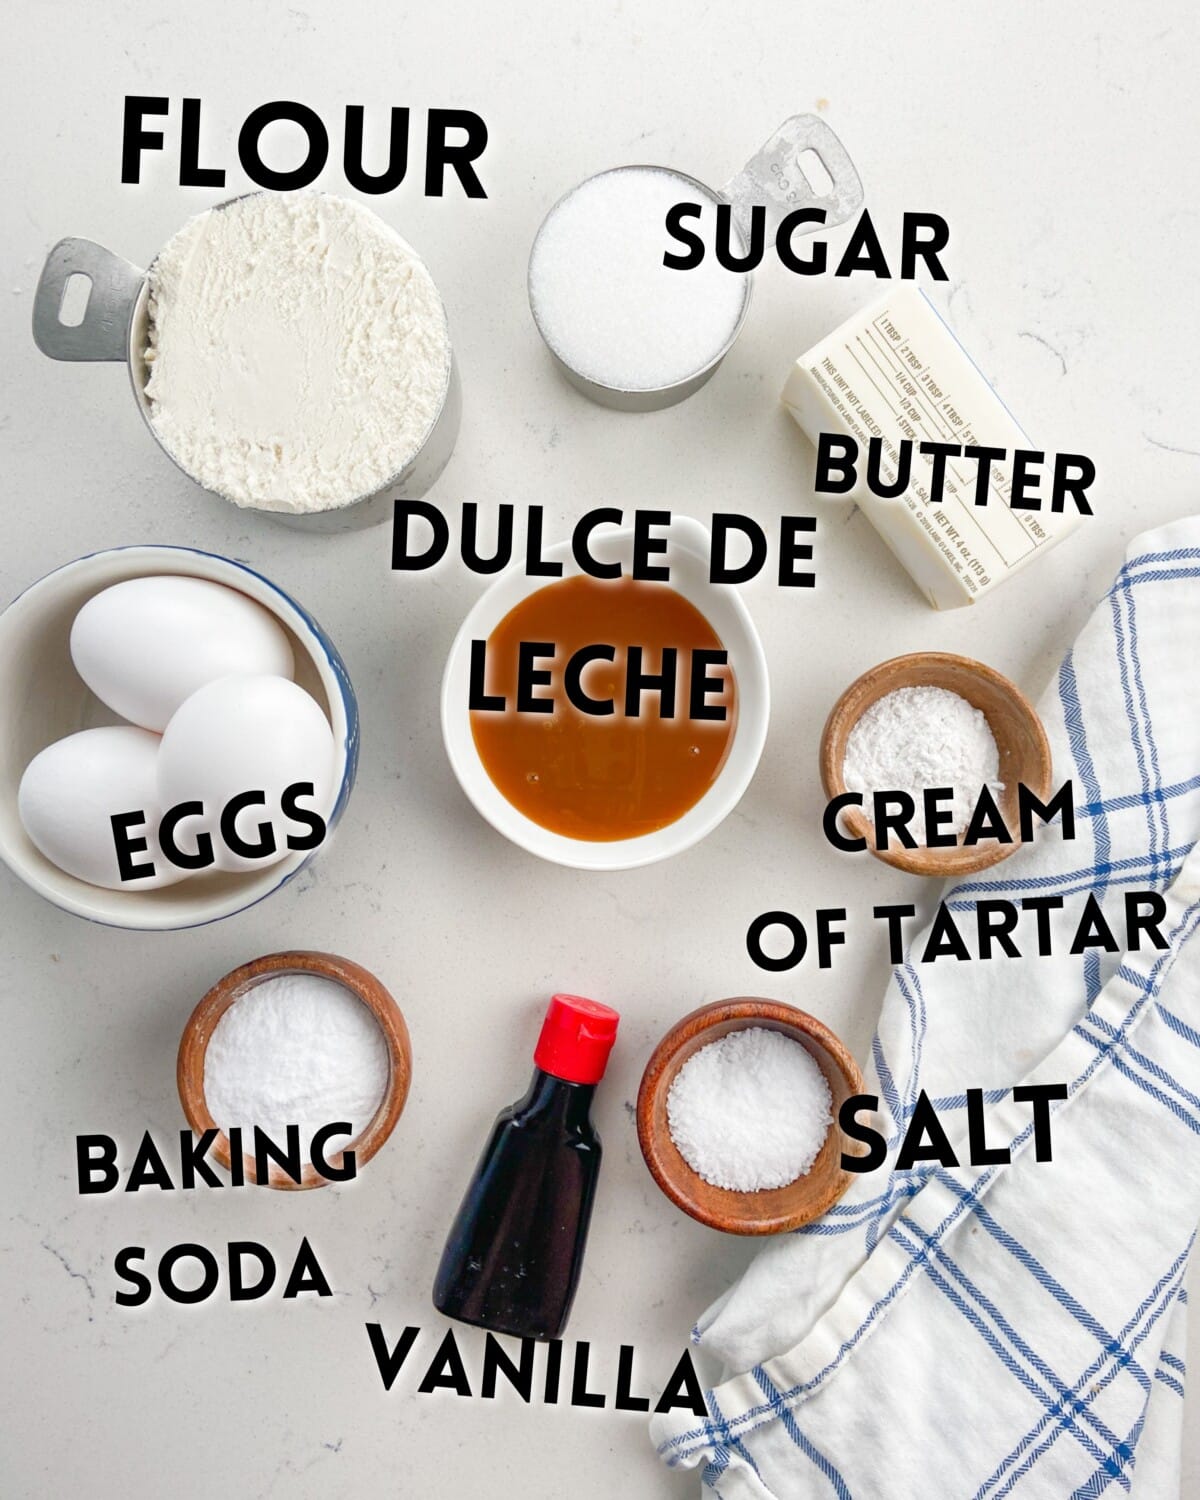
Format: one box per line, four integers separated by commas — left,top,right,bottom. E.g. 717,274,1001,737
115,1238,332,1307
76,1126,348,1310
77,1125,358,1192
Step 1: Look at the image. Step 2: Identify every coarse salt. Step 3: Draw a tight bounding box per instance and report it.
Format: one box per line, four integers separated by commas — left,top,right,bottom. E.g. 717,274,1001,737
666,1027,832,1193
204,972,390,1160
144,192,451,513
842,684,1002,836
529,167,749,391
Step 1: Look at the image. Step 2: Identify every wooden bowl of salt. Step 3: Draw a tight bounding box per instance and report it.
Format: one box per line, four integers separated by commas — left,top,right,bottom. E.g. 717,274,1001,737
819,651,1052,879
636,998,867,1235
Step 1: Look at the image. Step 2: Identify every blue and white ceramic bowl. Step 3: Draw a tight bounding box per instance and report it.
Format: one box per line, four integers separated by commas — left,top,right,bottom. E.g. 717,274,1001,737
0,545,358,929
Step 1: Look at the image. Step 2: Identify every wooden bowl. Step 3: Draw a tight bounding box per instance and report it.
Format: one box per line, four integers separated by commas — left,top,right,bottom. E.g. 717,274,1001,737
819,651,1052,878
636,998,867,1235
177,950,412,1190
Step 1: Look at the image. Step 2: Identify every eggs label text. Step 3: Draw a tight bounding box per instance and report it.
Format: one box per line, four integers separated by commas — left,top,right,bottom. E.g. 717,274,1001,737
110,779,326,881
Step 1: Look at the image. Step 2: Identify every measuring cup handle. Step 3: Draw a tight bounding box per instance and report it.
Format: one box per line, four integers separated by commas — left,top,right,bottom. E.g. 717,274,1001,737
33,238,145,362
720,116,865,238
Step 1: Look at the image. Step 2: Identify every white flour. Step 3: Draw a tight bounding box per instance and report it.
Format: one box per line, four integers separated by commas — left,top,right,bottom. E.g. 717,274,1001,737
144,192,450,513
204,972,390,1157
667,1027,832,1192
842,684,1001,835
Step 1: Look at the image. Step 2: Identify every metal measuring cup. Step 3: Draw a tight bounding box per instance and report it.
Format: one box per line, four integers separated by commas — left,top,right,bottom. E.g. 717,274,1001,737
32,194,462,532
527,116,864,412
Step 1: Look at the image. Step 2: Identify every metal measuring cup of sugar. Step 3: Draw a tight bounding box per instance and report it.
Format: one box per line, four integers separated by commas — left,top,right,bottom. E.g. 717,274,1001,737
527,116,864,412
32,193,461,533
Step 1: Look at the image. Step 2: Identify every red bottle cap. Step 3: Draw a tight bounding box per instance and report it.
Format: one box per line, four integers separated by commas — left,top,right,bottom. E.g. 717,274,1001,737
534,994,619,1085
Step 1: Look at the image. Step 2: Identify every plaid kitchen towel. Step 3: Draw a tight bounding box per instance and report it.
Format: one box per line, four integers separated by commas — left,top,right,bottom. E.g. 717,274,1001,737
651,518,1200,1498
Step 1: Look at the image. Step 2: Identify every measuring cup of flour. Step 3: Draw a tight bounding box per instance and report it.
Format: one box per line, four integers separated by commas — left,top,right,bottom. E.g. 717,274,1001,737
527,116,863,411
32,192,461,532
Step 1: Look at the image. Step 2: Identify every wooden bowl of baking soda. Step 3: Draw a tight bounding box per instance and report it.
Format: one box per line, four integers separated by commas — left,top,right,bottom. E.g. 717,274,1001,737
177,951,412,1190
637,998,866,1235
820,651,1052,879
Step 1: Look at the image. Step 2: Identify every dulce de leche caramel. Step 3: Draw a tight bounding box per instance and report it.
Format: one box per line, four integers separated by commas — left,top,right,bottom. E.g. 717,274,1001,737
470,575,736,841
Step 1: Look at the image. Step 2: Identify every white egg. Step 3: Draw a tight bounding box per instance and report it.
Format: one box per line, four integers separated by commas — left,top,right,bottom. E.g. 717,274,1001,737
157,675,337,873
18,727,190,891
70,575,294,732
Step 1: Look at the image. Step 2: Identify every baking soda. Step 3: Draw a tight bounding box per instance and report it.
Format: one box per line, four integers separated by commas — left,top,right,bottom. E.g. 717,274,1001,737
145,192,450,513
666,1027,832,1192
528,167,748,391
842,685,1001,836
204,972,390,1157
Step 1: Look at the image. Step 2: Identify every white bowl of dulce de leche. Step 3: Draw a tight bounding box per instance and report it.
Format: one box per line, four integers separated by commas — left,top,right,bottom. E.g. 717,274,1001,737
441,515,770,870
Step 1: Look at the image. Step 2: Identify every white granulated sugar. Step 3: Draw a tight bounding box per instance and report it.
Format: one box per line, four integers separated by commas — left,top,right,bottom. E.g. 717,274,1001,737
528,166,748,390
204,972,390,1158
842,685,1002,837
144,192,450,513
666,1027,832,1193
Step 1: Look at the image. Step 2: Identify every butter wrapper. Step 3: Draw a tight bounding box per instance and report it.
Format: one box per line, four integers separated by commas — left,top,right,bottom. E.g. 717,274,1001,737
782,286,1081,609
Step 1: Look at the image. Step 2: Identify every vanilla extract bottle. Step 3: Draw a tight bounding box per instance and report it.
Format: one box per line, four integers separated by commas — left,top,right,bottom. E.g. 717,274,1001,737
433,994,619,1341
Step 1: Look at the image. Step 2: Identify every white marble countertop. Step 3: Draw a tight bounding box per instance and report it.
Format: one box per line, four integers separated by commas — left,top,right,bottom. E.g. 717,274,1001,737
3,2,1200,1495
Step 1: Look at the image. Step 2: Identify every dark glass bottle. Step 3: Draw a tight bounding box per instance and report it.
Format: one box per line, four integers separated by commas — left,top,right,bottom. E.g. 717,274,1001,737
433,994,619,1341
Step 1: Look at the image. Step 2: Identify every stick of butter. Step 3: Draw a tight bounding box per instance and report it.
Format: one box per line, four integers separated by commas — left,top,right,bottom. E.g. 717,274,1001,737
782,286,1082,609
